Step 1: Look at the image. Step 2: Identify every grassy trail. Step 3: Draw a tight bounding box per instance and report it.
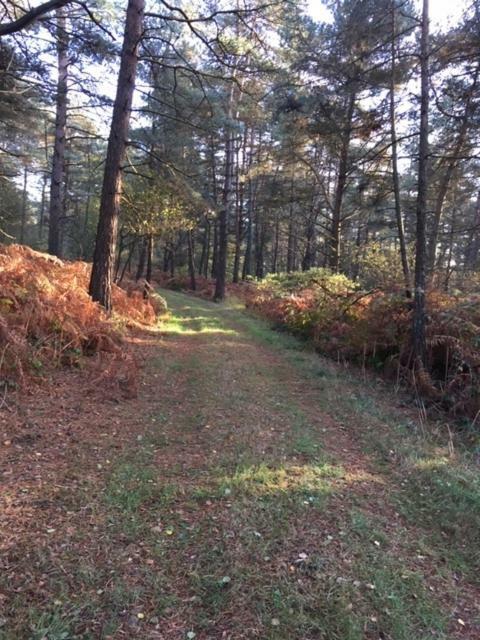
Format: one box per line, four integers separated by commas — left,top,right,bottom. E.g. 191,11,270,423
1,291,479,639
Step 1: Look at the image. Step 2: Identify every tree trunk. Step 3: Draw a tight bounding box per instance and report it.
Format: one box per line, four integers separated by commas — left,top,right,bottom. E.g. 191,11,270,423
89,0,145,310
199,218,210,277
242,132,256,279
214,123,235,301
328,91,355,272
114,231,125,280
48,6,68,257
254,209,264,279
412,0,429,367
232,128,247,283
136,236,147,281
169,242,175,277
187,229,197,291
211,221,218,278
390,0,411,297
287,201,295,273
272,211,280,272
242,212,253,279
232,163,243,283
143,234,153,298
20,164,28,244
146,235,153,283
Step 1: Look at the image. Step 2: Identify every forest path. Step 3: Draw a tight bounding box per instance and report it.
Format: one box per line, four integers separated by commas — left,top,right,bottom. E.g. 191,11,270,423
1,290,479,639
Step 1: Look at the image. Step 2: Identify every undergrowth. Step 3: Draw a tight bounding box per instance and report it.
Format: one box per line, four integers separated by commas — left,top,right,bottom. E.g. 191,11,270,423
0,244,163,388
242,269,480,423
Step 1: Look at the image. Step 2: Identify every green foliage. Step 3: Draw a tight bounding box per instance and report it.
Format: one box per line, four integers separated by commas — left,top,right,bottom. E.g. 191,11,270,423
353,242,414,290
259,268,357,296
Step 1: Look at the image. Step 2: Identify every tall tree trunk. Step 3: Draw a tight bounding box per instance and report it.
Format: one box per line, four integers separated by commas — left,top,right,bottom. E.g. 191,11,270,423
89,0,145,310
48,6,68,257
136,236,147,281
169,240,176,277
209,139,219,279
242,212,253,279
232,128,247,283
82,146,92,248
272,211,280,273
214,123,235,301
413,0,429,367
146,235,153,284
20,164,28,244
242,131,256,279
38,172,48,239
390,0,411,297
328,91,355,272
143,233,153,297
39,120,49,239
163,243,170,272
204,222,211,277
187,229,197,291
254,209,264,279
286,178,295,273
198,218,207,277
114,231,125,280
211,221,218,278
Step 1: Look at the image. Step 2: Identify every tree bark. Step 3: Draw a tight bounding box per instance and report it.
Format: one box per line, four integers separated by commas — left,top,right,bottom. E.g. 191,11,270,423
287,177,295,273
390,0,411,297
412,0,429,367
254,207,265,279
242,211,253,279
232,128,247,283
187,229,197,291
38,172,48,239
20,164,28,244
48,6,68,257
199,217,210,277
272,211,280,273
136,236,147,281
214,121,235,301
146,235,153,283
143,234,153,296
242,131,256,279
89,0,145,310
328,90,355,272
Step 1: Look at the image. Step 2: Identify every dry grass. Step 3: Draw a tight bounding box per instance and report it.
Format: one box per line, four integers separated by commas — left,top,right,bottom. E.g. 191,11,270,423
0,244,158,386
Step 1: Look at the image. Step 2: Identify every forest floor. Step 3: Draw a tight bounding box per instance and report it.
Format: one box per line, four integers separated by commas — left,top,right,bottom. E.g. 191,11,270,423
1,290,480,640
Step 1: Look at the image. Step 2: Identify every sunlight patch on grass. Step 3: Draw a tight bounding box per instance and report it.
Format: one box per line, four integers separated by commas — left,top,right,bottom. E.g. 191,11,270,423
412,456,451,470
218,462,344,497
162,313,238,336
